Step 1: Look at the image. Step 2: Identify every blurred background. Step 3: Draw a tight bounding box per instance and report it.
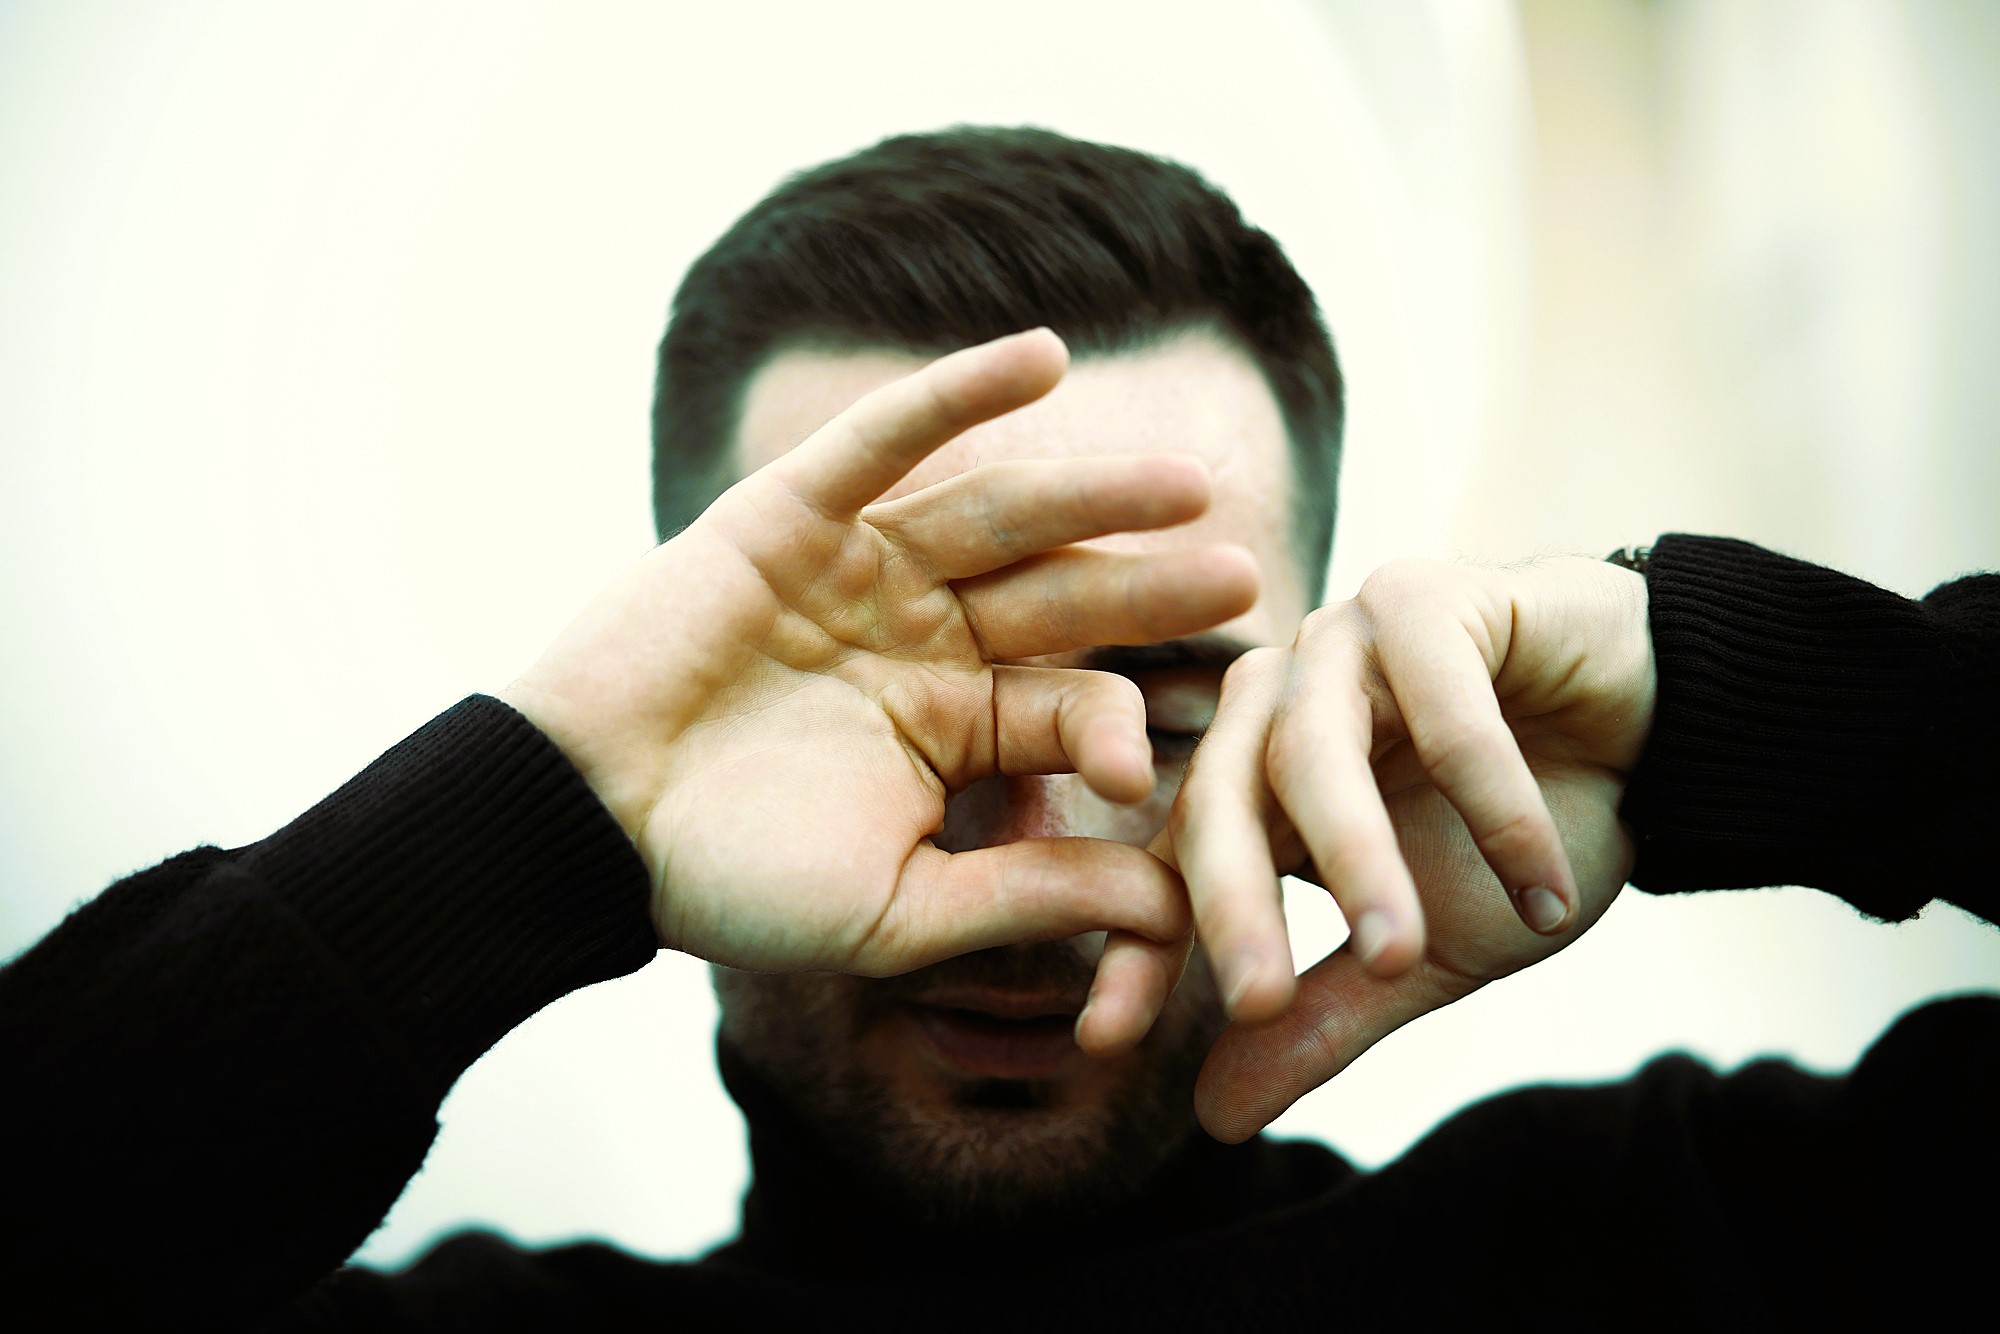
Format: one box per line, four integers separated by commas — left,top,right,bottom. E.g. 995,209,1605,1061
3,0,1996,1268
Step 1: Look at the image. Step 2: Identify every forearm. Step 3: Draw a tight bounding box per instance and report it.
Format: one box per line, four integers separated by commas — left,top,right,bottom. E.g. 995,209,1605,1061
1620,534,1999,923
0,696,656,1327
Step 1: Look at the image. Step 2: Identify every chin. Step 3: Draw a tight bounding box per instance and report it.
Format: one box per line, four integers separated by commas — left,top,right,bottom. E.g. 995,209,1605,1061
858,1079,1143,1229
714,949,1228,1231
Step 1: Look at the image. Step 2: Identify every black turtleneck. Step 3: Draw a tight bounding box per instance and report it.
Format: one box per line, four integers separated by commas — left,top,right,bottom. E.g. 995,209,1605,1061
2,535,1994,1330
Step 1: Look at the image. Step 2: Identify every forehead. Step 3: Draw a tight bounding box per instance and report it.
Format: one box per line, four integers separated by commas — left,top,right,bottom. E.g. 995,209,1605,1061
733,329,1310,638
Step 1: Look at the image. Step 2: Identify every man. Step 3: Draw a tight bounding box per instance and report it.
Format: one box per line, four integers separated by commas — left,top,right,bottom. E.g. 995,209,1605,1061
4,127,1994,1329
650,126,1349,1230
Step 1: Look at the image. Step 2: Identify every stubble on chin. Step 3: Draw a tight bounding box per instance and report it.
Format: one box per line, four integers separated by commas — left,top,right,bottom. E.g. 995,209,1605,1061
713,948,1226,1231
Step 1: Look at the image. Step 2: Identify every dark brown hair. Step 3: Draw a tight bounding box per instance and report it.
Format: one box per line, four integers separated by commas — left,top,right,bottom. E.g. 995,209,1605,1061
652,126,1343,596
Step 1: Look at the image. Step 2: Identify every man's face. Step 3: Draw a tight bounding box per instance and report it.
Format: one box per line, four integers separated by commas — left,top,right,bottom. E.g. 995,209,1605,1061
713,328,1312,1226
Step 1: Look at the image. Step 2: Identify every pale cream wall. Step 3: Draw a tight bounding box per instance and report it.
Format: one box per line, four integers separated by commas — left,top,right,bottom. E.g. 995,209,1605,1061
1285,0,1999,1179
1459,0,1998,595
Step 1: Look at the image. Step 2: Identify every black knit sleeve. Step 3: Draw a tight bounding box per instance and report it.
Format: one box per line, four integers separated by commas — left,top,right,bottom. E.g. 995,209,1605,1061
0,695,658,1330
1619,534,1999,924
1343,993,2000,1325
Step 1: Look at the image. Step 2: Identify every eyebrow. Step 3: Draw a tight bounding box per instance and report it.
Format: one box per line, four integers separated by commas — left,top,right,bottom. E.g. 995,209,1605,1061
1078,634,1256,677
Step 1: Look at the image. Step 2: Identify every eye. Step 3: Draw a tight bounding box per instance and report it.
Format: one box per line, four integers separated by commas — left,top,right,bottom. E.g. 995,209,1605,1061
1137,669,1221,771
1146,725,1204,765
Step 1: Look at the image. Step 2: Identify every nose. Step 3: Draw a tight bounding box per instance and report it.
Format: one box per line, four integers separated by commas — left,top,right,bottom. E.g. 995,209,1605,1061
935,774,1081,852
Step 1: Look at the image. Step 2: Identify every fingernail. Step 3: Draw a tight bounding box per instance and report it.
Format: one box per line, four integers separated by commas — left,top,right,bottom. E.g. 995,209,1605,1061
1074,1001,1094,1042
1351,910,1392,965
1520,885,1569,934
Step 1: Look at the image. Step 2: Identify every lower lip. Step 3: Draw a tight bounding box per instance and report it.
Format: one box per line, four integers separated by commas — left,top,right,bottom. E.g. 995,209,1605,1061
907,1006,1083,1079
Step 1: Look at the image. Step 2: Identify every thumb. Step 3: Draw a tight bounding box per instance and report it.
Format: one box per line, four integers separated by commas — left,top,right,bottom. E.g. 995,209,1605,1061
1193,948,1464,1143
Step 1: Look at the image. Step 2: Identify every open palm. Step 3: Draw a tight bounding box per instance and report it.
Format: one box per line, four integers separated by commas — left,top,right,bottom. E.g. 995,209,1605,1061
502,330,1257,977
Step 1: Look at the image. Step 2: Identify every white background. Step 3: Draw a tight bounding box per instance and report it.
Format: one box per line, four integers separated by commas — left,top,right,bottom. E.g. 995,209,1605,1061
3,0,1996,1267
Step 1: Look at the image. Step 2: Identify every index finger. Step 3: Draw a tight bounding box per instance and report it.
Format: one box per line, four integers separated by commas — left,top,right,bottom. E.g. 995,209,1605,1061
769,328,1068,518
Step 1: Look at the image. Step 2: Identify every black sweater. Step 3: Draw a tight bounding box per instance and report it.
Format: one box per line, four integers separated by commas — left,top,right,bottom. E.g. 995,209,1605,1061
4,535,1995,1330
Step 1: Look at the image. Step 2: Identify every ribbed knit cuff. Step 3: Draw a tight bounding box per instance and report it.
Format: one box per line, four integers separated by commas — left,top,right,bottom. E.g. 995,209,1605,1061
239,695,657,1091
1619,536,1951,920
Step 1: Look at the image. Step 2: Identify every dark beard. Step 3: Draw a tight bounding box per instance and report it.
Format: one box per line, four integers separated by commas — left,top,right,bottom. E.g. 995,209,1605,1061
814,1031,1200,1231
714,944,1226,1233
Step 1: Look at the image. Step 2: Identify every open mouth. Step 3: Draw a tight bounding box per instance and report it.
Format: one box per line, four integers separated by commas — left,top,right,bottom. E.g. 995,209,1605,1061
906,1004,1083,1079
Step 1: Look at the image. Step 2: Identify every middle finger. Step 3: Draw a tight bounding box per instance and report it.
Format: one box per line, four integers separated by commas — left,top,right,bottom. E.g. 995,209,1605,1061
954,544,1259,660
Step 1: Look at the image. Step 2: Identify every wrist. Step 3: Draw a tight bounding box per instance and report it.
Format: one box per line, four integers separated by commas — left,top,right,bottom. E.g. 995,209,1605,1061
1617,534,1937,916
244,695,658,1082
495,678,657,847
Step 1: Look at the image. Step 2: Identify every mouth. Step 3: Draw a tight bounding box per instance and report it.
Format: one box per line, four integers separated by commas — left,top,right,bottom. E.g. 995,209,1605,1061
902,991,1086,1079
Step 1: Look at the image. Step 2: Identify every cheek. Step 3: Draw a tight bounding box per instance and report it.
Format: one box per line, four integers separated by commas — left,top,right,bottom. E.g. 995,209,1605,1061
715,969,865,1061
1073,777,1177,847
1161,969,1228,1063
1141,758,1192,828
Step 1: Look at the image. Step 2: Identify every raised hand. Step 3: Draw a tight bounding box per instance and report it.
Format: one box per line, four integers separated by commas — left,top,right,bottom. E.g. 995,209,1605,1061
499,329,1258,978
1076,555,1654,1140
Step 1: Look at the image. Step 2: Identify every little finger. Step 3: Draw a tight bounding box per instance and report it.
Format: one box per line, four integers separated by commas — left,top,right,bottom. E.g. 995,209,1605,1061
1375,610,1578,934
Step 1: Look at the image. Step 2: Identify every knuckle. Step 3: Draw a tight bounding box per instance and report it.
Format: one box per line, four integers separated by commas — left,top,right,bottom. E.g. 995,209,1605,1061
1295,600,1368,656
1470,805,1551,862
1356,557,1444,610
1410,717,1503,781
1221,645,1284,695
1298,601,1354,636
1162,788,1202,850
1262,724,1312,792
1297,604,1338,641
1306,806,1393,883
